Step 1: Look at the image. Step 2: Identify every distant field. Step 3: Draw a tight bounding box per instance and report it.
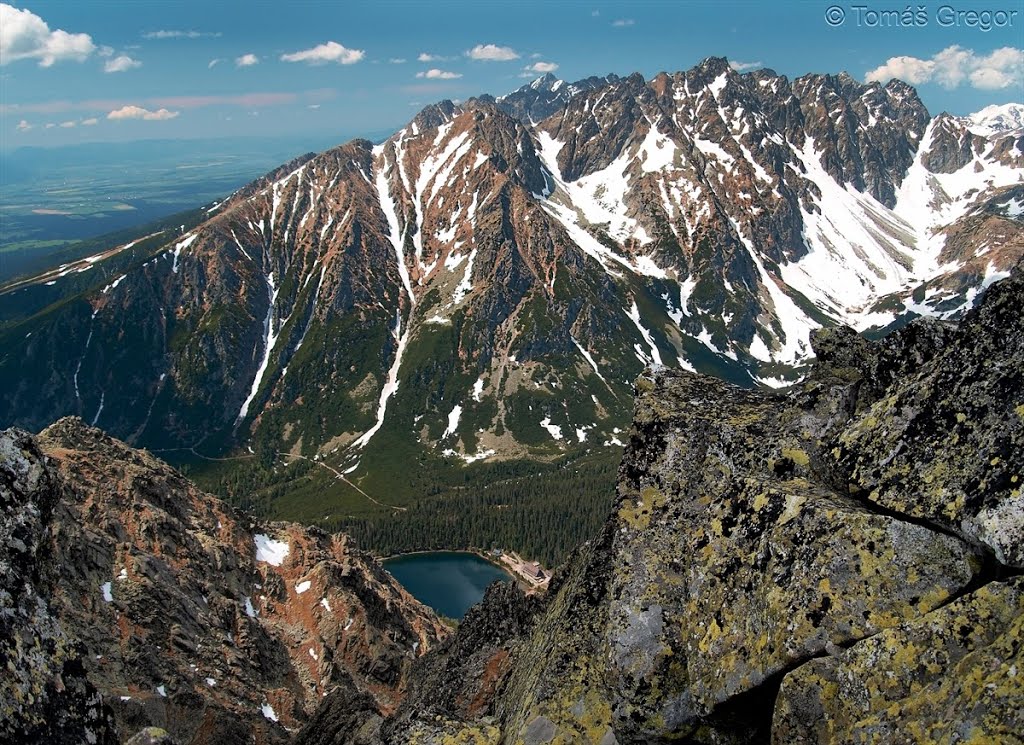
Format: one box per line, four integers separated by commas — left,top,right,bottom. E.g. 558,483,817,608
0,135,354,282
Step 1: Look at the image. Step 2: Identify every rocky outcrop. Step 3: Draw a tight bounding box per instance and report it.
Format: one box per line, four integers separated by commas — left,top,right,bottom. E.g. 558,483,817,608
0,419,447,744
831,265,1024,567
301,266,1023,742
1,429,118,745
773,576,1024,743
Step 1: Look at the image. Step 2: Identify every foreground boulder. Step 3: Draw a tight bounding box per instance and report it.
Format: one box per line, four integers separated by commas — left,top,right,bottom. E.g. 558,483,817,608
773,576,1024,743
298,265,1023,742
0,419,447,744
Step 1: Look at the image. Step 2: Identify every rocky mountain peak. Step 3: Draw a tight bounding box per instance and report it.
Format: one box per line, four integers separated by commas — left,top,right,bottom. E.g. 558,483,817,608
412,99,459,131
695,55,732,77
528,72,560,91
1,418,448,743
492,71,621,123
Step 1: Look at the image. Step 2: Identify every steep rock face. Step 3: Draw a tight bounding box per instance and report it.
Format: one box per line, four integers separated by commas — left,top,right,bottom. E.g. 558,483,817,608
302,267,1024,743
0,429,118,745
0,419,447,744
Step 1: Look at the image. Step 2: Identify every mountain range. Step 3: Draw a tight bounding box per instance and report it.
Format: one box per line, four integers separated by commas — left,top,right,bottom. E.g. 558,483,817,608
0,57,1021,552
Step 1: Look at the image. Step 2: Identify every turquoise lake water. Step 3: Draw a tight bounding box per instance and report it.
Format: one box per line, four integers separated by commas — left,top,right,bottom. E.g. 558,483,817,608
382,551,512,619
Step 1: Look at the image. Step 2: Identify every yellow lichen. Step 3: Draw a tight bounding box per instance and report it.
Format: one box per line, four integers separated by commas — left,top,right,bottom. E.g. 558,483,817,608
617,487,668,530
781,447,810,467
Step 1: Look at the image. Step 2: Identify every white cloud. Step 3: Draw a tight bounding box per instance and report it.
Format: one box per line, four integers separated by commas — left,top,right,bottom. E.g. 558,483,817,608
107,105,180,121
104,55,141,73
416,68,462,79
866,55,934,85
208,58,222,69
235,53,259,67
142,30,221,39
81,117,98,125
865,45,1024,90
16,119,31,131
281,41,364,65
59,120,75,128
307,103,321,109
418,52,446,62
389,57,407,64
730,60,763,72
612,19,635,27
45,122,55,129
466,44,519,61
525,61,558,73
98,45,114,58
0,3,96,67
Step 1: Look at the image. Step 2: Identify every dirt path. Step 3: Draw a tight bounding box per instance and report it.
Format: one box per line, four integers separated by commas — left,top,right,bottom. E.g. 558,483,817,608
280,452,407,512
151,444,405,512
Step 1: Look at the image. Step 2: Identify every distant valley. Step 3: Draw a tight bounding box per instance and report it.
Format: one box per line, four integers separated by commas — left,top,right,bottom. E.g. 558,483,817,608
0,135,362,282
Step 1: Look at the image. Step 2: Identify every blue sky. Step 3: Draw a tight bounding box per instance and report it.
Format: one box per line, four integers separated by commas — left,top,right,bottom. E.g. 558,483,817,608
1,0,1022,149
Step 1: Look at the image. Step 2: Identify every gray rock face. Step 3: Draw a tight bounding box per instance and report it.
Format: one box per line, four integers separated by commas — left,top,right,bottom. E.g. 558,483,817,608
832,261,1024,567
921,113,978,173
773,577,1024,744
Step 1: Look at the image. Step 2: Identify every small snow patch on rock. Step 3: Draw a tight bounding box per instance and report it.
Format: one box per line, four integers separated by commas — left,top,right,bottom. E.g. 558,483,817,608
254,533,290,565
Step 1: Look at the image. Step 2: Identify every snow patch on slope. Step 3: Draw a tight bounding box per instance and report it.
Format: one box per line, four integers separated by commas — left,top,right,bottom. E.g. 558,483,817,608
539,416,563,441
237,272,282,423
254,534,290,566
443,404,462,438
625,301,664,366
352,150,419,450
781,137,916,329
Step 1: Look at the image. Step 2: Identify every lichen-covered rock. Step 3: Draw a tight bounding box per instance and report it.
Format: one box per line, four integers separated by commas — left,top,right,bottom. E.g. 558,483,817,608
0,428,118,744
773,576,1024,744
832,267,1024,567
485,369,981,743
126,727,178,745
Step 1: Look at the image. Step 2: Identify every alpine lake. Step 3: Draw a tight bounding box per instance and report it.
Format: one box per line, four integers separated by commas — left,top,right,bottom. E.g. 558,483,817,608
382,551,513,619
